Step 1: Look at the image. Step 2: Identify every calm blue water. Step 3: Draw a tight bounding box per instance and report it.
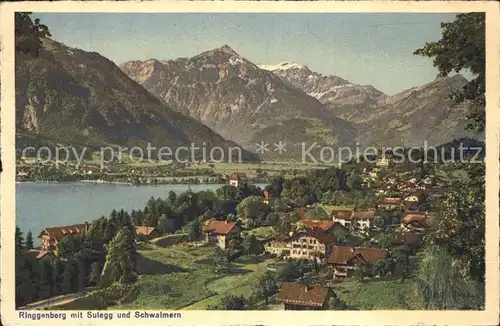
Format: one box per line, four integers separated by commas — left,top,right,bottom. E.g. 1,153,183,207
16,182,267,243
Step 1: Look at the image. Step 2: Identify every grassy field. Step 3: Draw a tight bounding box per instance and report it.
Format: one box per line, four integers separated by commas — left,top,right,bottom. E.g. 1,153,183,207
331,277,424,310
113,243,275,310
184,161,330,174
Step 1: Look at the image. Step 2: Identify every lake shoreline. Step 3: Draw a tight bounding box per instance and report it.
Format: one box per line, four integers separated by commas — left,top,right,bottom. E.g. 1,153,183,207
16,180,245,186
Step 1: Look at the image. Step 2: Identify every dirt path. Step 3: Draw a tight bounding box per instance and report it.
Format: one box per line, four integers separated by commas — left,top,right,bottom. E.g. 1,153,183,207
19,288,94,310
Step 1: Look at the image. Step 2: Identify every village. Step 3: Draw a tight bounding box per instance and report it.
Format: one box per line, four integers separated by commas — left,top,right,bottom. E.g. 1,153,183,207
15,152,462,311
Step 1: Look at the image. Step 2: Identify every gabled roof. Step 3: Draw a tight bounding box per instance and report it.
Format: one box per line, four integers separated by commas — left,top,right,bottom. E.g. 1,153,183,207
297,219,334,232
379,197,403,205
135,226,159,236
327,246,388,265
264,233,289,243
38,223,90,241
203,219,239,235
331,210,353,221
277,282,330,307
290,227,336,244
230,172,246,181
401,211,430,227
351,210,376,220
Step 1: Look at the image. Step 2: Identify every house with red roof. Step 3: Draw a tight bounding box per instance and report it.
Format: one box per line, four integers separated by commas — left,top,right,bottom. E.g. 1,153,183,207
263,234,291,256
378,197,404,209
277,282,332,310
332,209,378,231
400,211,433,232
331,210,354,228
202,219,241,249
288,228,336,261
229,172,246,187
38,223,91,253
327,246,388,278
135,226,161,241
296,219,334,233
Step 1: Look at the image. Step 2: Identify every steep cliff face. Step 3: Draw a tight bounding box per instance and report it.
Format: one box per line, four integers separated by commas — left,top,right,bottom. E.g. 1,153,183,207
356,74,482,147
120,46,358,158
15,39,259,161
261,62,482,147
261,62,387,121
121,46,482,156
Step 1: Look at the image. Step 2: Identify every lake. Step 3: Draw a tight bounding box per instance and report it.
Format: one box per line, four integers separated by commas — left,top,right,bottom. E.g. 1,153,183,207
16,182,268,243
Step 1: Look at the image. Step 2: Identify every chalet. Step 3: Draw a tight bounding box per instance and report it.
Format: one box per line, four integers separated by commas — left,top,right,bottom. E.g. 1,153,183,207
263,234,291,256
229,172,247,187
378,197,403,209
331,210,354,228
38,223,91,253
332,210,377,230
296,219,334,233
327,246,388,279
135,226,161,241
351,210,378,230
203,219,241,249
277,282,331,310
400,211,432,232
288,228,336,261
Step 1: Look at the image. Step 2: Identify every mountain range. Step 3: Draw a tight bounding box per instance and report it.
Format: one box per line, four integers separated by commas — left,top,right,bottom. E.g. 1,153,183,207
120,45,358,159
15,41,482,162
121,46,482,155
15,40,259,162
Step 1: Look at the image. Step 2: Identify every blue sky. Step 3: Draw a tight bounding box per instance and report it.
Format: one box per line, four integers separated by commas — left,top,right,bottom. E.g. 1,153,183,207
35,13,463,95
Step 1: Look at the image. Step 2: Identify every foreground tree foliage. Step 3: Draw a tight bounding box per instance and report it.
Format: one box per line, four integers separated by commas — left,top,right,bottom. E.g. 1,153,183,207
100,227,138,288
415,13,485,309
416,245,483,309
414,13,485,132
15,12,51,57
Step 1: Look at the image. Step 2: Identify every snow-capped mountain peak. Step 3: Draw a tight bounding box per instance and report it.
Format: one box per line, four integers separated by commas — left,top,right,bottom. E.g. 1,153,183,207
258,61,305,71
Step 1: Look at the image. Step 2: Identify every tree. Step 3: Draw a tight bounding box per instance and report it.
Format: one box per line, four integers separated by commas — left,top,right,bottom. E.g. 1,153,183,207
207,247,229,272
429,163,485,283
256,271,278,304
236,196,269,227
328,293,349,310
15,12,52,57
89,261,101,286
100,227,137,288
39,261,54,299
416,245,483,309
25,231,34,250
242,234,263,256
414,13,485,132
186,219,202,246
15,226,25,251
